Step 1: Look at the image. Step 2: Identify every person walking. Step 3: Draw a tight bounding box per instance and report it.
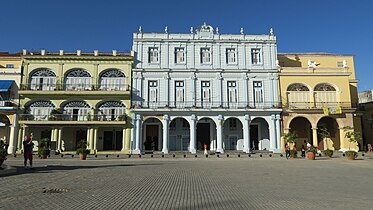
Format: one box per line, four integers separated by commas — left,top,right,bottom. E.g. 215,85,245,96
23,133,34,170
285,143,290,159
301,145,306,158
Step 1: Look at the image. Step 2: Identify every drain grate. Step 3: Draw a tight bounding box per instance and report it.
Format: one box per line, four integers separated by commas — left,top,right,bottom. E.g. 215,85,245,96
42,188,68,193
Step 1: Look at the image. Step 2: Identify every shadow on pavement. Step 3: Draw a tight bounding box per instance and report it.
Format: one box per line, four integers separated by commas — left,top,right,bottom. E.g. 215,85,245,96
0,163,163,177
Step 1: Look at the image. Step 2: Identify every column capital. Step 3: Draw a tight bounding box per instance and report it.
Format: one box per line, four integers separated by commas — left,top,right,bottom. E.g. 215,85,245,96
191,114,197,121
163,114,170,121
218,114,224,121
135,114,142,120
245,114,251,121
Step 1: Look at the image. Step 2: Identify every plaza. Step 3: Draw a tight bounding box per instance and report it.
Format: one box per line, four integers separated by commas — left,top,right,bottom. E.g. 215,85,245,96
1,155,373,210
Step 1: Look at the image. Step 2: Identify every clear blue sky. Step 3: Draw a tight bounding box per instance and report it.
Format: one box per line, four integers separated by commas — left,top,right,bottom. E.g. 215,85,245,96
1,0,372,91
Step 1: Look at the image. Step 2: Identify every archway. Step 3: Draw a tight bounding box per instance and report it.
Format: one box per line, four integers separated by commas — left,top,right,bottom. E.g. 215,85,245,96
169,118,190,151
196,117,216,151
317,117,340,150
64,68,91,91
29,68,57,91
289,117,312,150
142,117,162,151
99,69,126,91
250,118,270,151
222,117,243,150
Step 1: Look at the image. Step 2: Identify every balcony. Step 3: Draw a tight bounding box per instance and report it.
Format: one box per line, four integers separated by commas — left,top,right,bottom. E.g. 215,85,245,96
18,114,127,125
132,101,282,110
19,83,131,96
284,102,357,109
0,100,18,110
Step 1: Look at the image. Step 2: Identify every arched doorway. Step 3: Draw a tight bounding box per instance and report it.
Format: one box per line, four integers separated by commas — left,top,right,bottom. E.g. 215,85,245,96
250,118,270,151
289,117,312,149
143,117,162,151
317,117,340,150
196,117,216,151
169,118,190,151
222,117,243,150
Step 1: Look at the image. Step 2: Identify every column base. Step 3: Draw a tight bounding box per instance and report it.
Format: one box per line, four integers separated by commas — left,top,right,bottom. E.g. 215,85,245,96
272,149,282,154
132,149,141,155
244,148,251,154
7,146,16,155
162,149,169,154
189,148,196,154
216,148,224,154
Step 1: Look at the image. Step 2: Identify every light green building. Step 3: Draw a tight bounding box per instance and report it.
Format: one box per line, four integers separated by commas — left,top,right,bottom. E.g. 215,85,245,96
18,50,133,154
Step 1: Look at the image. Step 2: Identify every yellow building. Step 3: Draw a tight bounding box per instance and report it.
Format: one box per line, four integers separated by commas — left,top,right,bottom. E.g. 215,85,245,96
18,50,133,154
278,52,361,152
0,52,22,154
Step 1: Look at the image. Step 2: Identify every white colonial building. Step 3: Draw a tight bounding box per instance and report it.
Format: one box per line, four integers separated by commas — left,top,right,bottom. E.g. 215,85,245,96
131,23,282,154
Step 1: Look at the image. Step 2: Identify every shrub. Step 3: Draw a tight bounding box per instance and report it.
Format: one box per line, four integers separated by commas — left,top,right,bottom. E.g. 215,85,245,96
306,147,317,154
38,138,50,156
76,139,89,155
345,151,357,158
290,150,298,158
323,149,333,157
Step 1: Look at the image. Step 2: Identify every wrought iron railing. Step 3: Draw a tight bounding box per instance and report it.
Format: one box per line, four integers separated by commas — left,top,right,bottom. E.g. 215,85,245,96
131,101,282,109
0,100,18,108
19,114,127,121
283,102,357,109
19,83,130,91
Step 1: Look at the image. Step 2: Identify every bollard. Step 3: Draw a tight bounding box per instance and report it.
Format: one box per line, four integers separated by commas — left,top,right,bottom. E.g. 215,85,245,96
162,154,164,158
138,154,141,158
60,154,64,158
95,154,98,158
259,154,262,157
183,154,186,158
269,154,272,157
238,154,240,158
217,154,220,158
248,154,251,157
71,155,74,158
195,154,197,158
173,154,176,158
128,154,131,158
151,154,153,158
205,154,208,158
117,155,120,158
226,154,229,158
106,155,108,158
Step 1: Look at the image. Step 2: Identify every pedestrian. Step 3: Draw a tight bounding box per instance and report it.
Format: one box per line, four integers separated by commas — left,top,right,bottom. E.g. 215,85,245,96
306,141,312,149
23,133,34,170
301,145,306,158
285,143,290,159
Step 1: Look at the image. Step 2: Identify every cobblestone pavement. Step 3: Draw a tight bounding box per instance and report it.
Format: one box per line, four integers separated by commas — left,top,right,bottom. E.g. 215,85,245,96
1,155,373,210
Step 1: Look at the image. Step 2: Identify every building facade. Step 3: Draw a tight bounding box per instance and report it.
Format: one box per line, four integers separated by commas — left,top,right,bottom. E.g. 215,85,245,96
358,90,373,150
18,50,133,154
131,24,282,154
0,52,22,154
278,53,361,151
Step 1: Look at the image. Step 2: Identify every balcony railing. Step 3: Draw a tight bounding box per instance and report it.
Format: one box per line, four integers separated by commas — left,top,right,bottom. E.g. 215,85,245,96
19,114,127,121
284,102,357,109
132,101,282,109
0,100,18,108
20,83,130,91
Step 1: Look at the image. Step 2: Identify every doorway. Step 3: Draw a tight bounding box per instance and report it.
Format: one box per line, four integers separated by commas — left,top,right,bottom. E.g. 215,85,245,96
75,129,87,149
197,123,210,150
250,125,259,150
145,125,159,151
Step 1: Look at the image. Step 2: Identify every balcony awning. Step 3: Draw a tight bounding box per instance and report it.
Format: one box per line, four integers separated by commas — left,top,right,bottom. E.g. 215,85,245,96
0,80,14,92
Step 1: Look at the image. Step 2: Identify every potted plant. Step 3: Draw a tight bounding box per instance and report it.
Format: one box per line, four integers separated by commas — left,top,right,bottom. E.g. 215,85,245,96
49,108,63,121
38,138,50,159
344,126,361,160
290,150,298,158
318,127,331,150
76,139,89,160
323,149,333,158
306,147,317,160
0,140,8,167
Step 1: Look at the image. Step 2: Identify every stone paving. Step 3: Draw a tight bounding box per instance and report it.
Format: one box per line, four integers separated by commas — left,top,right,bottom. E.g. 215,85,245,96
1,155,373,210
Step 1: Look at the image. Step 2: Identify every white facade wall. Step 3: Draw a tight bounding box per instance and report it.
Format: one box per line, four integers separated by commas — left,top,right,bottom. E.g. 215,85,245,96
131,24,282,154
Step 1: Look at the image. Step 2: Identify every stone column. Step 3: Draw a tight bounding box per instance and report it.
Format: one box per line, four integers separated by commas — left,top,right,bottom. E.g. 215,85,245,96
93,127,98,153
312,128,318,147
243,114,251,153
162,114,170,154
270,114,276,151
133,114,142,154
216,114,224,153
93,64,99,89
57,127,62,151
86,128,91,150
164,73,170,107
339,128,345,150
58,64,64,89
189,114,197,154
243,74,249,105
275,114,281,151
7,125,16,155
217,73,223,107
123,126,131,154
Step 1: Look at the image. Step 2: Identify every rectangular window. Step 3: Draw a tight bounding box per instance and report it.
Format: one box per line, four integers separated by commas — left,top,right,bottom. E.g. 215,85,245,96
201,81,211,107
201,48,211,64
253,81,263,104
227,81,238,106
175,48,185,64
148,80,158,105
337,61,343,68
6,64,14,68
175,80,185,106
229,118,237,130
226,48,236,64
201,81,210,87
251,49,261,64
148,47,159,63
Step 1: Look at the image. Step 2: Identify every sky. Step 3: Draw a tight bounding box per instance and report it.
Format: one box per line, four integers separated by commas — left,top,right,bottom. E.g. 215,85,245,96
1,0,372,91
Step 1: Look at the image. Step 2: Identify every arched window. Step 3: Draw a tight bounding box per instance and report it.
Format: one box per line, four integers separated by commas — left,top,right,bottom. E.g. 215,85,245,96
29,68,56,91
99,69,126,91
286,83,310,108
62,101,91,121
314,83,338,107
64,68,91,91
27,101,55,121
97,101,126,121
